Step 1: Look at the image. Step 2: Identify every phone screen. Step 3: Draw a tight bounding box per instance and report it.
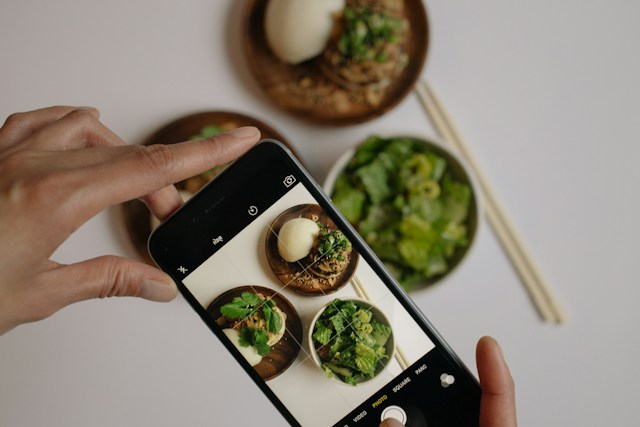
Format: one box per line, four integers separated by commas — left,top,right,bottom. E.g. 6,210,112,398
149,141,480,427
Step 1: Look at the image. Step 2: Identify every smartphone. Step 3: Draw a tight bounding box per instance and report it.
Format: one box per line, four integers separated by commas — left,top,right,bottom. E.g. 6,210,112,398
148,140,481,427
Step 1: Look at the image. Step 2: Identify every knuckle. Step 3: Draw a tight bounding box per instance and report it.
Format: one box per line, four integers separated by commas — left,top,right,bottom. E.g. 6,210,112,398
140,188,168,210
2,112,29,130
202,134,226,157
137,144,176,175
65,108,98,130
99,256,141,298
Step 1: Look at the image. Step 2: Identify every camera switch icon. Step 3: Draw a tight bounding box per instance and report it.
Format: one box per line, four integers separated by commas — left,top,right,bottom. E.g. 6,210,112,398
283,175,296,188
248,205,259,216
440,373,455,388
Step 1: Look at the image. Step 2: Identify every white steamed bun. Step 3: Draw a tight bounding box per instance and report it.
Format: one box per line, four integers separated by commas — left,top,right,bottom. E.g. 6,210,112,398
265,0,345,64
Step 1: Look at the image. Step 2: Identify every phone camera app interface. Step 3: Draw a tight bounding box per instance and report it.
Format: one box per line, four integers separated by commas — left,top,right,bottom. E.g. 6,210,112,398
174,171,478,426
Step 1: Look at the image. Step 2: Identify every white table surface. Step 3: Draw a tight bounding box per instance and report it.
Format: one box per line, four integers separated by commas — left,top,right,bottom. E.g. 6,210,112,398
1,1,639,426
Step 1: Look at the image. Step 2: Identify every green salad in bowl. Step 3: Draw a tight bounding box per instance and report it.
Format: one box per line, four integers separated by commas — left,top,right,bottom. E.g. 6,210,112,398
309,298,394,385
325,136,478,291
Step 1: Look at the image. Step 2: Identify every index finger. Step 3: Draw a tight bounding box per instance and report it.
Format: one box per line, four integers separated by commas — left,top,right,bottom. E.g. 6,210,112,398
69,126,260,225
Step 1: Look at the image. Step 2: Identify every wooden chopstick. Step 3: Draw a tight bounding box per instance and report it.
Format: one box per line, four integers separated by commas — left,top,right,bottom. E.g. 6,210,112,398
415,79,567,324
350,275,410,369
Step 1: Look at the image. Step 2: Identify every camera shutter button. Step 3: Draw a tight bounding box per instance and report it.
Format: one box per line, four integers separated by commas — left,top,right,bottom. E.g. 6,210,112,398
380,405,407,425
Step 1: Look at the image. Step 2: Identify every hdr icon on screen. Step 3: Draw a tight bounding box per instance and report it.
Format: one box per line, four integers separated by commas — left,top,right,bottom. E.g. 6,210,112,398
212,236,223,245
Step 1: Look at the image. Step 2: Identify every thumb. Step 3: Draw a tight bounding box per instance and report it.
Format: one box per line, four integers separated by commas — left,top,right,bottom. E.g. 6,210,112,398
477,336,517,427
49,255,178,304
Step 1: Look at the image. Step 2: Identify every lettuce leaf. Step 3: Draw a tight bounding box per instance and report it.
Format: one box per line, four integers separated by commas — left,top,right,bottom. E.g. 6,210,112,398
356,159,391,204
355,343,378,377
371,321,392,346
333,187,366,224
311,299,392,385
313,323,333,346
331,136,473,288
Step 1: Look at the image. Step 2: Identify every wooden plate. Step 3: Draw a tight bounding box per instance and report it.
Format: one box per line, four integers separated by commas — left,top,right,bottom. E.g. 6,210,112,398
242,0,429,126
207,285,303,381
121,111,295,265
265,204,359,296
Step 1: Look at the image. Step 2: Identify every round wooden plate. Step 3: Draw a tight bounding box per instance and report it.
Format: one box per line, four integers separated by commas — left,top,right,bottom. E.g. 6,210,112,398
242,0,429,126
265,204,359,296
207,285,303,381
121,111,295,265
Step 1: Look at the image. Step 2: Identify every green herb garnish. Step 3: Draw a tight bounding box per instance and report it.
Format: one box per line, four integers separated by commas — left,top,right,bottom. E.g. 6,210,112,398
238,326,271,356
220,292,282,356
316,225,351,261
219,292,259,319
338,6,403,63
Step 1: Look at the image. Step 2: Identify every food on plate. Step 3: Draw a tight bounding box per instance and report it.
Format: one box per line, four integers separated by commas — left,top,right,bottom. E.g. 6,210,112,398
277,217,321,262
216,291,287,365
265,0,345,64
307,225,352,279
311,299,392,385
267,205,359,295
276,212,353,290
331,136,473,290
321,0,409,96
259,0,414,114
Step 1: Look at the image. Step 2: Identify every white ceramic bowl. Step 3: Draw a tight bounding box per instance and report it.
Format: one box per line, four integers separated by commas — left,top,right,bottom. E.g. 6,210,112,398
308,298,395,385
323,136,480,291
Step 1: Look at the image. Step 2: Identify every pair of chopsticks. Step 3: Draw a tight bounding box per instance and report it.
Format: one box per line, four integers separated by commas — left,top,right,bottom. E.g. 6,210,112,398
415,79,566,324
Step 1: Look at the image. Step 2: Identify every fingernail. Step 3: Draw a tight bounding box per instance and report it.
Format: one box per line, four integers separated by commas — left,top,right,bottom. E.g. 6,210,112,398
140,278,178,302
228,126,260,139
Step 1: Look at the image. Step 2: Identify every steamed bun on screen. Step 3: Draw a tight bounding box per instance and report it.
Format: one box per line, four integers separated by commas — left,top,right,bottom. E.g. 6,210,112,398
265,0,345,64
277,218,320,262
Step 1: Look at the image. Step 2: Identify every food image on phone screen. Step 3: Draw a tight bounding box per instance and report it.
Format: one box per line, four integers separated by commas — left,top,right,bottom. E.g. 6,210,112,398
149,141,480,427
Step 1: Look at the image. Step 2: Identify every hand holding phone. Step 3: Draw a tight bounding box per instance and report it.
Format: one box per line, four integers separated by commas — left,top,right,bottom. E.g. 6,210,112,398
149,141,484,426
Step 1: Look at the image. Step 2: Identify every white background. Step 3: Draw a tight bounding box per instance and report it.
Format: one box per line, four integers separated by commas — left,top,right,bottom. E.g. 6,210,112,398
0,1,639,426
